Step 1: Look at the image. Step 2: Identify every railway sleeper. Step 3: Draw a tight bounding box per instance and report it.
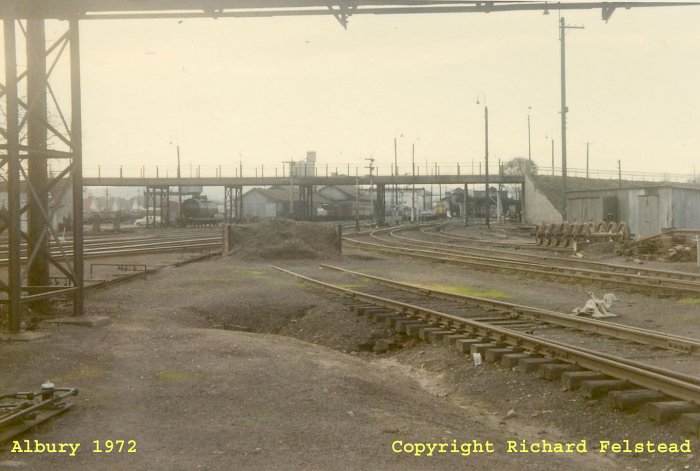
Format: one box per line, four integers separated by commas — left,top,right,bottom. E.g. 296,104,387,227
501,353,534,369
337,294,700,429
365,310,397,321
537,363,582,381
680,413,700,435
382,315,408,328
561,371,608,391
608,389,668,411
455,338,487,353
444,334,473,347
418,326,449,341
517,357,557,373
363,308,394,320
470,343,506,356
484,347,519,363
580,379,635,399
641,401,700,423
393,318,425,333
427,330,458,343
406,323,431,336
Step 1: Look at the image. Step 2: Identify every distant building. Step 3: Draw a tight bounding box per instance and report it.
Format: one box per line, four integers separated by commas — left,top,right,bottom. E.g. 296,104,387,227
290,151,316,178
242,186,330,219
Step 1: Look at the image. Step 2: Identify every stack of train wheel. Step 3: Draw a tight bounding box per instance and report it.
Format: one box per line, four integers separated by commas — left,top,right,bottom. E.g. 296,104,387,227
534,221,630,247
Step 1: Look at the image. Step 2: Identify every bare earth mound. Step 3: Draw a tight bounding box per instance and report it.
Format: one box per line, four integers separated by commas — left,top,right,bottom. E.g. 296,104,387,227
228,219,341,260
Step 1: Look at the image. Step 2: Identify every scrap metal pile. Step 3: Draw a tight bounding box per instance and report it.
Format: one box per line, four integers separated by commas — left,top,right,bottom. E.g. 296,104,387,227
534,221,630,247
617,230,699,262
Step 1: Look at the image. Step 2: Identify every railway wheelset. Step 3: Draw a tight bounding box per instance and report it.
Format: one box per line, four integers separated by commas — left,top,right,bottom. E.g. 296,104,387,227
534,221,631,247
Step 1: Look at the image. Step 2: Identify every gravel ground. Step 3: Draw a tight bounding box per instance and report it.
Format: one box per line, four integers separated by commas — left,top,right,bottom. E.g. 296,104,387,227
0,234,698,470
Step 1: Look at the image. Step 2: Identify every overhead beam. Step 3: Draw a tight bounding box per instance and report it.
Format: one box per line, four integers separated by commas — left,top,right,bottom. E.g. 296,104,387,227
1,1,698,20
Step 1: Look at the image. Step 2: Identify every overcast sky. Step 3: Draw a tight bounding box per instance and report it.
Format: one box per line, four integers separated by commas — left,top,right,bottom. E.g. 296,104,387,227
37,3,700,179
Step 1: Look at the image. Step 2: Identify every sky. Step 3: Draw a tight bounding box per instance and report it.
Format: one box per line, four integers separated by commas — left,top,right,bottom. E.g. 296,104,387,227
28,2,700,181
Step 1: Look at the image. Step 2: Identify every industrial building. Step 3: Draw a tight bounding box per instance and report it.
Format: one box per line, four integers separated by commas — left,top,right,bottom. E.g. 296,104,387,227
567,184,700,238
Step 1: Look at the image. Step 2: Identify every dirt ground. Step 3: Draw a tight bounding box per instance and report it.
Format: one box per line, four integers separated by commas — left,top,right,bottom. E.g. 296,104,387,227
1,234,699,470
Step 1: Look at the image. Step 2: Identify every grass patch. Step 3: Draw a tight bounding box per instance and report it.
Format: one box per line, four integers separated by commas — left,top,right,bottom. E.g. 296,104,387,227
337,283,367,289
232,268,268,278
418,283,510,300
679,298,700,305
53,365,106,383
155,370,188,382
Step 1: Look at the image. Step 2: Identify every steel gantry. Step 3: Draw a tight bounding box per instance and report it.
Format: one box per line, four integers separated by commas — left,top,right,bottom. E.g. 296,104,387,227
1,13,83,332
223,185,243,224
1,1,697,334
145,186,170,227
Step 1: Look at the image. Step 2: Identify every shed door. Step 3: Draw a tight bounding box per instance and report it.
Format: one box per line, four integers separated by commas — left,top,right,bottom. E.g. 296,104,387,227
637,195,659,237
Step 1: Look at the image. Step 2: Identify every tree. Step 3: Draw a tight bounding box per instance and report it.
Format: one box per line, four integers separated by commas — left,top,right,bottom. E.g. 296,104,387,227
503,157,538,176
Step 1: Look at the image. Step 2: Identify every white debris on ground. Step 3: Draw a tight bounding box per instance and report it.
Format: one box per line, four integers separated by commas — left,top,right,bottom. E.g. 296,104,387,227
572,292,619,318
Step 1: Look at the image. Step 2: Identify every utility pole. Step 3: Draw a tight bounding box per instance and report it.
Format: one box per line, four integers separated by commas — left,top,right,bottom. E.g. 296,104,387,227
177,145,182,221
476,93,490,228
484,105,490,229
355,176,360,231
464,183,468,226
527,106,532,161
586,142,590,178
551,138,555,176
394,137,398,208
618,159,622,188
283,160,295,217
365,156,375,227
412,143,416,223
560,17,585,222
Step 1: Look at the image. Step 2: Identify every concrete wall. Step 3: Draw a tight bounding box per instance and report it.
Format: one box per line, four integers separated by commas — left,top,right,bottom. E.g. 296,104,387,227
522,173,562,224
672,187,700,229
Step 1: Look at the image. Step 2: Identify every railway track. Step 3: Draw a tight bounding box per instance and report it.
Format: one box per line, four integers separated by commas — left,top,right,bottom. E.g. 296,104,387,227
275,265,700,425
417,224,700,281
343,226,700,297
422,222,571,252
0,230,221,264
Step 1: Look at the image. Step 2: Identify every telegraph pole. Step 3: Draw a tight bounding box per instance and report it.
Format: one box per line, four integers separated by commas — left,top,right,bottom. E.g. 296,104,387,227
560,17,584,222
618,159,622,188
484,105,490,229
177,145,182,220
283,160,295,217
365,156,375,227
527,106,532,161
586,142,590,178
412,143,416,222
394,137,398,208
355,176,360,231
551,138,555,176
